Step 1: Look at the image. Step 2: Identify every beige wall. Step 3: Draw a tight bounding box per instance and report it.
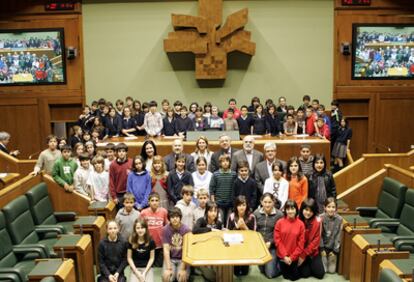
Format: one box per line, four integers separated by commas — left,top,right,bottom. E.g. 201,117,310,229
83,0,333,109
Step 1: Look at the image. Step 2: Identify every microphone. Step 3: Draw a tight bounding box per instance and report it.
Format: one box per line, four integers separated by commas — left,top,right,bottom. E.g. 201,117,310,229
79,224,83,236
192,234,229,247
60,247,65,260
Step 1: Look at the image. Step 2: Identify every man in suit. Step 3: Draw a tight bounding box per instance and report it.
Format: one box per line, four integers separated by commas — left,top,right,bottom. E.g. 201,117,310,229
254,142,287,195
163,138,195,172
0,131,19,158
231,135,263,176
209,134,238,172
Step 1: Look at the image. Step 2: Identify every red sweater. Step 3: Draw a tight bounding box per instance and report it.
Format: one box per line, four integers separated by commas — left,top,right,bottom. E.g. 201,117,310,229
300,216,322,260
109,158,132,199
274,217,305,261
306,114,317,135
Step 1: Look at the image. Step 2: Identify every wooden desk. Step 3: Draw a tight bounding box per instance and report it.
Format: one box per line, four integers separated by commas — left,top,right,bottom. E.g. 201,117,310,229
182,230,272,282
53,234,95,282
72,216,105,272
88,201,117,220
380,258,414,280
365,248,410,282
28,259,76,282
338,225,381,279
0,173,20,189
97,135,331,165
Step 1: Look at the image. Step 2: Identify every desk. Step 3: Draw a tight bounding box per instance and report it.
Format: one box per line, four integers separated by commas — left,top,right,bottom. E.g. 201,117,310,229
53,234,95,282
88,201,117,220
0,173,20,189
28,259,76,282
365,248,410,282
72,216,105,272
182,230,272,282
98,135,330,166
380,259,414,280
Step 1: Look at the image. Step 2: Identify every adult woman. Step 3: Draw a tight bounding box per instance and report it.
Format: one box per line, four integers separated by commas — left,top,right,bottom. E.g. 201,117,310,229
140,140,158,171
190,136,213,168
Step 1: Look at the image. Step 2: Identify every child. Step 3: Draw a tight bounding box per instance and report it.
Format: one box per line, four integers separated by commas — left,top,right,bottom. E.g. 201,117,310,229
232,161,257,211
296,108,306,134
87,156,110,202
308,154,336,213
330,100,343,148
115,193,141,240
103,107,122,138
167,155,194,205
162,106,177,136
188,102,198,120
192,106,209,131
298,144,314,178
109,143,133,208
175,185,196,230
237,105,253,135
69,125,83,148
74,153,93,196
283,114,298,136
315,117,330,140
141,192,169,267
248,96,261,113
274,199,305,281
104,143,116,171
52,145,78,192
78,105,94,131
222,98,241,119
223,108,239,131
332,117,352,169
227,195,256,276
254,193,284,278
31,135,62,176
85,141,96,159
127,155,152,211
317,105,331,129
299,95,311,111
127,218,156,282
135,101,147,136
162,208,190,282
208,106,224,130
115,99,124,116
320,197,343,274
144,100,163,137
287,157,308,209
191,156,212,199
305,106,317,136
265,104,282,136
194,188,209,221
193,201,223,233
98,220,128,282
121,107,137,137
209,154,237,222
82,131,92,144
203,101,213,121
160,99,170,118
252,104,266,134
298,198,325,279
311,99,320,111
276,96,288,113
150,155,170,210
263,162,289,210
173,100,183,117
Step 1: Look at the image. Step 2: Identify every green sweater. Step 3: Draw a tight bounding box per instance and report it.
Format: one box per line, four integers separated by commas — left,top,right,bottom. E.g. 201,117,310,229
209,169,237,205
52,157,78,187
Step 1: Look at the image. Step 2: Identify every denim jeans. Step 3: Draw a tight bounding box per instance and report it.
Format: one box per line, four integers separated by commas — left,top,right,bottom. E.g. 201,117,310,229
259,248,281,278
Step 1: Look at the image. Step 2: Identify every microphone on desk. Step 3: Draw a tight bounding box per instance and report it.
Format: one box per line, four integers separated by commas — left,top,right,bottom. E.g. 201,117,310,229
353,218,356,229
192,235,229,247
60,247,65,261
79,224,83,236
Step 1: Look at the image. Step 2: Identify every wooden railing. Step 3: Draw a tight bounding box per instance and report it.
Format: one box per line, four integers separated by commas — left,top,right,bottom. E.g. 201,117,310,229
337,164,414,210
334,150,414,195
0,173,91,216
0,150,36,178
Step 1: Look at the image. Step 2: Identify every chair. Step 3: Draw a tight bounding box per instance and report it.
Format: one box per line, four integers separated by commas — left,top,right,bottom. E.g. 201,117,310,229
25,182,77,233
2,196,63,256
342,177,407,230
378,268,404,282
0,212,49,282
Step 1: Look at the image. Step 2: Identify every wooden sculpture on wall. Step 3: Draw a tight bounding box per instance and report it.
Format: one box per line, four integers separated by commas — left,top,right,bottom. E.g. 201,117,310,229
164,0,256,81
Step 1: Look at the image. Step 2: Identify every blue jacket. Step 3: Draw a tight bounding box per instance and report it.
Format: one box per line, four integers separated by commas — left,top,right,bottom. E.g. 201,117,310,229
126,170,151,209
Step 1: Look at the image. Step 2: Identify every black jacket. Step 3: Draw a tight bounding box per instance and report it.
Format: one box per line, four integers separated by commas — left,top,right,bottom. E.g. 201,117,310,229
308,171,337,199
98,236,128,278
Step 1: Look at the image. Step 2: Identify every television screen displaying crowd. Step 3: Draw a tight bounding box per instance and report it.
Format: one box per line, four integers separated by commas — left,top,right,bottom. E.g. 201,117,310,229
0,95,354,281
0,34,63,83
354,27,414,78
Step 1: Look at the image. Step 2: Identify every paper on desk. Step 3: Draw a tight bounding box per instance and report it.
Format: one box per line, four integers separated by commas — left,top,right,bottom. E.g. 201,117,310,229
124,136,138,140
0,173,7,178
293,134,309,138
223,233,244,245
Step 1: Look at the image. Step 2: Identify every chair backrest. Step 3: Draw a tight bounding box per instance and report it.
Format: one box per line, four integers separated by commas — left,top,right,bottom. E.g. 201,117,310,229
376,177,407,219
378,268,403,282
2,195,39,245
26,183,57,225
0,212,18,268
397,189,414,236
375,177,407,218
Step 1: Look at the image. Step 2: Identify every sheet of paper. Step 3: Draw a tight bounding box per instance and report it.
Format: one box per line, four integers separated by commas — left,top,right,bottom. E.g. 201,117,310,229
223,233,244,245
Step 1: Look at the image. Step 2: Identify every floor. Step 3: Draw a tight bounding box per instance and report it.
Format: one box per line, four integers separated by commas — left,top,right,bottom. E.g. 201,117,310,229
119,266,350,281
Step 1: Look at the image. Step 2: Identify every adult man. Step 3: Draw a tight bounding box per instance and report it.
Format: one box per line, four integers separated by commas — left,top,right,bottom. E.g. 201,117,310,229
209,134,238,172
254,142,287,195
164,139,195,172
0,131,19,158
231,135,263,176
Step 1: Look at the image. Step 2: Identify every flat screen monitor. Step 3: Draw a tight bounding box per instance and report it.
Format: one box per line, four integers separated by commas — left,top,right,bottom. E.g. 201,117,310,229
0,28,66,86
352,24,414,79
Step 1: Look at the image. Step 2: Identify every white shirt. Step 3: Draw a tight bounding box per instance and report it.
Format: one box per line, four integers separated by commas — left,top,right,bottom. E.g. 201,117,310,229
263,176,289,209
191,151,213,168
245,152,253,170
191,170,213,196
87,170,110,202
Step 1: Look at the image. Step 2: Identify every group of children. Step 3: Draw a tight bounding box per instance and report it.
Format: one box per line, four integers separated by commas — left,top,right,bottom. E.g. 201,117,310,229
73,95,352,168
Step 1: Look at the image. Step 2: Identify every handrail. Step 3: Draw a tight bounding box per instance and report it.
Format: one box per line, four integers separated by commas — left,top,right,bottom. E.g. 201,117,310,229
346,149,354,164
337,169,387,199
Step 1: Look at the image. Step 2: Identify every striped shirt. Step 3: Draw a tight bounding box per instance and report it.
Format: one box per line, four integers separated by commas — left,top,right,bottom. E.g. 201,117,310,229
209,169,237,205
